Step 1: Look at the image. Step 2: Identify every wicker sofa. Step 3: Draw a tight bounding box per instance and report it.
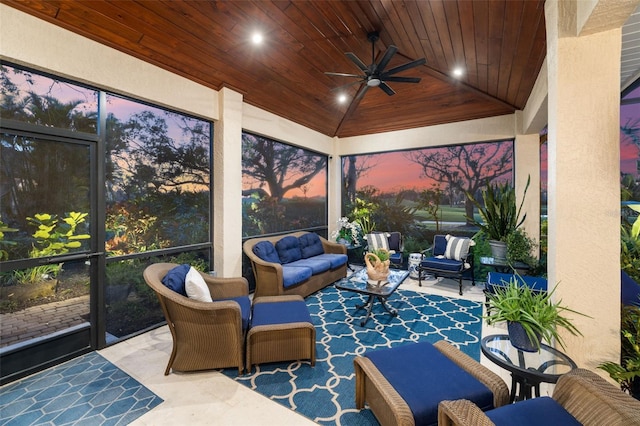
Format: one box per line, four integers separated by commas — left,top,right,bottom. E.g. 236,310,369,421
243,231,348,298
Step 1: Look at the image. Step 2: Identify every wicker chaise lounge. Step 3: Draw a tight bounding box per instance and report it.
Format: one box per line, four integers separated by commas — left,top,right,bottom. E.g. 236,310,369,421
354,340,509,426
143,263,250,375
438,368,640,425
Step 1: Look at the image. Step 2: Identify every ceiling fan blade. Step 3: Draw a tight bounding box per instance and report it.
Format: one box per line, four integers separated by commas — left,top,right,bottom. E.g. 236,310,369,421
379,82,395,96
354,84,370,101
382,76,421,83
330,80,366,92
325,72,363,78
376,45,398,73
385,58,427,76
345,52,369,73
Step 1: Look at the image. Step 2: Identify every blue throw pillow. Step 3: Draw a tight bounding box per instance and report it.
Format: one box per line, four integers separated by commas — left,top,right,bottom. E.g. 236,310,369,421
252,241,281,263
276,236,302,264
161,264,190,296
299,233,324,258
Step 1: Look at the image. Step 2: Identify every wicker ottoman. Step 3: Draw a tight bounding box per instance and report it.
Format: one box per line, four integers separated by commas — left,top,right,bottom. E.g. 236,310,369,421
246,295,316,373
354,340,509,426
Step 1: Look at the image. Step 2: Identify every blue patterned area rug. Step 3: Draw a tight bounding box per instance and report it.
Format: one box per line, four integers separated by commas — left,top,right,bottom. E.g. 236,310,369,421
0,352,163,425
224,285,482,426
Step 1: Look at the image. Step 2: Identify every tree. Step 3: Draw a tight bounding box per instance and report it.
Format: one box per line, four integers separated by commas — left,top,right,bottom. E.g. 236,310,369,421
342,154,377,211
406,142,513,225
242,133,326,201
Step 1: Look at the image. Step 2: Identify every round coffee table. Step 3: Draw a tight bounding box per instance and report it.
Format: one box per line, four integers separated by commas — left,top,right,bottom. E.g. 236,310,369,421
481,334,577,402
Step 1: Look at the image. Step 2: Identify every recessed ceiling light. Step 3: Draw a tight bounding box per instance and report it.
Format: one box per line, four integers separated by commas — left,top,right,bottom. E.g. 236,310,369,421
338,94,347,103
453,67,464,78
251,32,263,45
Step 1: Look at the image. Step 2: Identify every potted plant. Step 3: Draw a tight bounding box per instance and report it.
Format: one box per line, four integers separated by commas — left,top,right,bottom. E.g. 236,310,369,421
466,177,530,260
599,304,640,400
484,276,587,352
505,228,537,271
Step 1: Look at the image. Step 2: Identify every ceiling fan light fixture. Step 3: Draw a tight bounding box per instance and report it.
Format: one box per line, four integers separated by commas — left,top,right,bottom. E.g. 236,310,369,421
367,78,381,87
251,32,263,45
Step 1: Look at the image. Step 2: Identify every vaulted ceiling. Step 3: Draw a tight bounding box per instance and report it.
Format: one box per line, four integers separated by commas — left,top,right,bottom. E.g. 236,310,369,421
3,0,548,138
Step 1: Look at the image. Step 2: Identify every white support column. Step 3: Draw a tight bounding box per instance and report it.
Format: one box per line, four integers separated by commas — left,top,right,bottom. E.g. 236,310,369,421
545,0,623,370
514,130,541,247
213,88,243,277
328,136,343,239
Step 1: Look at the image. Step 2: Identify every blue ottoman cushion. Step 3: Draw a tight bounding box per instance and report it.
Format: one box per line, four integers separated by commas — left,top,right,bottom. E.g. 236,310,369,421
486,272,547,293
487,396,581,425
366,342,493,426
252,299,312,327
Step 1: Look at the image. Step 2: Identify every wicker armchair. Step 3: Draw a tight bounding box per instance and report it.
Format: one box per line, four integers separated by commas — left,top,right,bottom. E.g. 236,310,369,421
438,368,640,426
143,263,250,375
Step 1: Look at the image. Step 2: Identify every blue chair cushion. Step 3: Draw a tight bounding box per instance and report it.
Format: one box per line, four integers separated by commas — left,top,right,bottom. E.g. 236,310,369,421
313,253,348,269
388,232,402,251
299,233,325,258
420,257,465,273
622,270,640,306
252,241,281,264
220,295,251,331
433,235,448,256
161,264,190,296
389,252,403,265
287,258,331,274
486,396,581,426
281,265,313,288
276,236,303,264
251,299,312,327
366,342,493,426
486,273,547,293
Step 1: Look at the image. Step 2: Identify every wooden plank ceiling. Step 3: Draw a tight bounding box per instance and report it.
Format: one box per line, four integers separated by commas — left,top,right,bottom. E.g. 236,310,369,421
3,0,546,138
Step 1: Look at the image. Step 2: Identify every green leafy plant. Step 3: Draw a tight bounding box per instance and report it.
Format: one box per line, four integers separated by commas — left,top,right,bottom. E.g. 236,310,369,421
0,219,19,261
466,177,530,242
369,248,390,263
484,276,588,351
506,228,536,267
27,212,90,258
599,304,640,397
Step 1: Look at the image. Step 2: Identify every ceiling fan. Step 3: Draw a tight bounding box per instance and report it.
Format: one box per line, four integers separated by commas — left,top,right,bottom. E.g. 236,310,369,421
325,31,426,100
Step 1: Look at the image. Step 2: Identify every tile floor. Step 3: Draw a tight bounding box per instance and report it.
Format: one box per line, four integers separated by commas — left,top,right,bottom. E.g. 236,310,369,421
98,276,553,425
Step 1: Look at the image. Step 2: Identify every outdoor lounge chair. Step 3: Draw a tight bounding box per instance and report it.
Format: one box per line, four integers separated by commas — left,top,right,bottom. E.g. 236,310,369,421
438,368,640,425
143,262,250,375
365,231,404,268
417,234,475,295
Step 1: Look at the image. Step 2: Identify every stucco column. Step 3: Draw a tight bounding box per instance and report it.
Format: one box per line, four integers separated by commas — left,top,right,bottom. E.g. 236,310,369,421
213,88,243,277
514,130,541,247
328,136,343,239
545,1,622,370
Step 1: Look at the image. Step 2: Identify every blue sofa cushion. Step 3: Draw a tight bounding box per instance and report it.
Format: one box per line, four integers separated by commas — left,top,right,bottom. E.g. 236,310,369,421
282,265,313,288
420,257,465,272
252,299,312,327
366,342,493,426
487,396,581,426
313,253,348,269
220,295,252,331
161,264,190,296
388,232,401,251
486,272,547,293
276,236,303,264
622,270,640,306
287,258,331,275
253,241,281,264
299,233,325,258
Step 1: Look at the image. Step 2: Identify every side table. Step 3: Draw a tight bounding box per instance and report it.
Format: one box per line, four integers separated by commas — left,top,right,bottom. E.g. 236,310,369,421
481,334,577,402
480,256,530,274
